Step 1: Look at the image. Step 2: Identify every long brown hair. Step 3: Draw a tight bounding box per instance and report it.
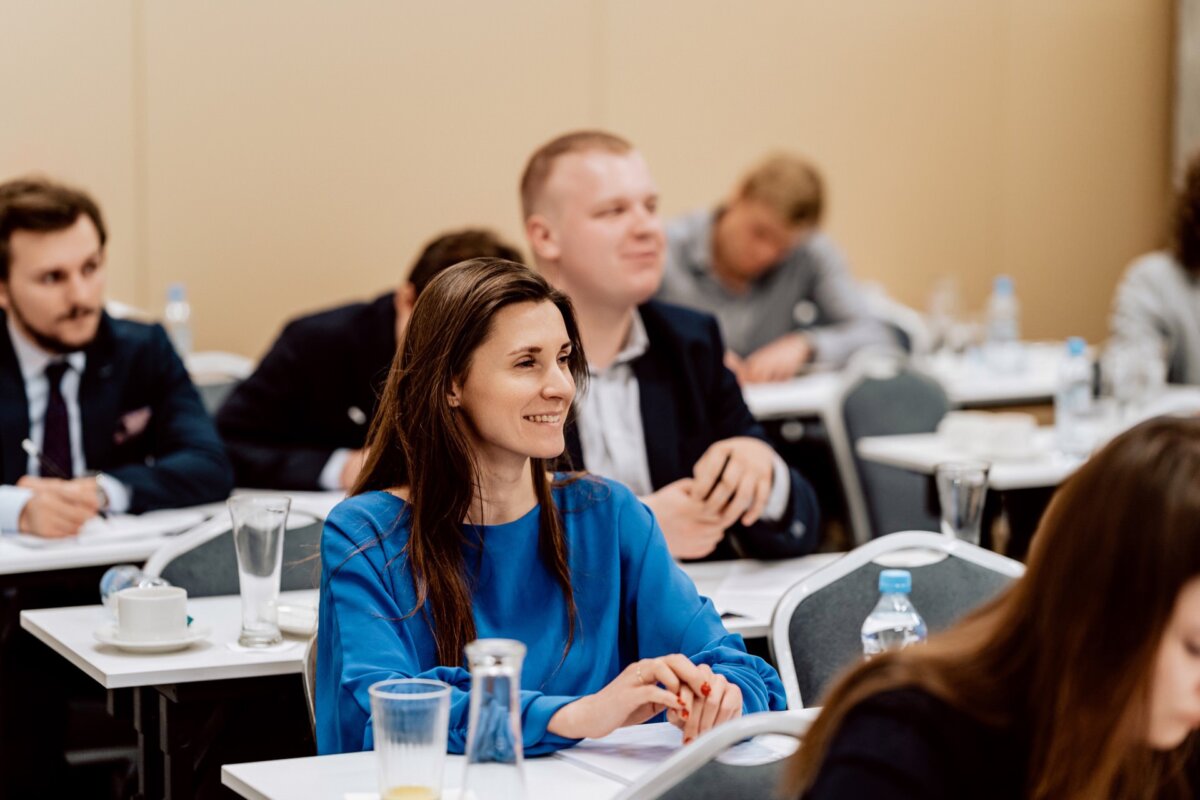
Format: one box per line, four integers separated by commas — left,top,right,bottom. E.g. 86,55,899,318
352,258,589,667
788,416,1200,799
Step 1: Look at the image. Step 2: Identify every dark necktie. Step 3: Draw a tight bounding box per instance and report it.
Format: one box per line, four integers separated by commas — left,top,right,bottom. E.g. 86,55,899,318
43,361,73,479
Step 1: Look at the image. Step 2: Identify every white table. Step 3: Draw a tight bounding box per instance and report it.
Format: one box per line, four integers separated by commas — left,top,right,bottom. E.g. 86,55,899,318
856,386,1200,491
222,718,813,800
21,590,321,800
856,428,1077,491
0,491,342,578
224,750,622,800
20,590,317,690
681,552,842,638
742,342,1067,422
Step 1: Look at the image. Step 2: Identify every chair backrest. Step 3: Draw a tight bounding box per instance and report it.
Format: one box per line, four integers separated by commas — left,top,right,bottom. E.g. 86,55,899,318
143,512,324,598
770,531,1024,709
185,351,255,381
302,633,318,736
826,352,950,544
613,711,815,800
861,282,933,357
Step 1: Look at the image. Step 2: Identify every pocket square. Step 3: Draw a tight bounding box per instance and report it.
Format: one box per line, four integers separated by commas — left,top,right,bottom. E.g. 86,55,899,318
114,406,152,444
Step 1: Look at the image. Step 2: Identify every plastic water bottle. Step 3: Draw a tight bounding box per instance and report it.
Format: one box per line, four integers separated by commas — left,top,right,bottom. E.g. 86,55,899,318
984,275,1022,372
164,283,193,358
861,570,927,658
1055,336,1094,457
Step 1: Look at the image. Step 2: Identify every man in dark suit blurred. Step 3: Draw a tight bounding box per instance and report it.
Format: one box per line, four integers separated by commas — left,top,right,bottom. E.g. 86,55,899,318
0,175,234,797
521,131,820,560
0,177,233,537
216,229,523,490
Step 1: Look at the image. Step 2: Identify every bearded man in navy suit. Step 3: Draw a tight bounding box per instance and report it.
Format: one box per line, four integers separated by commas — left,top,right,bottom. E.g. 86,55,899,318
0,177,232,539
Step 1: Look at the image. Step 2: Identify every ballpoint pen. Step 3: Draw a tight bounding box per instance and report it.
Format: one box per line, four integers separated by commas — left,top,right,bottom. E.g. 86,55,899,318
20,438,111,518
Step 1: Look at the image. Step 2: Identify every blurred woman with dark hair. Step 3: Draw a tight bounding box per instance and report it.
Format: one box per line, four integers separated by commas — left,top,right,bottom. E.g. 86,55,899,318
787,415,1200,799
1110,151,1200,385
315,258,785,756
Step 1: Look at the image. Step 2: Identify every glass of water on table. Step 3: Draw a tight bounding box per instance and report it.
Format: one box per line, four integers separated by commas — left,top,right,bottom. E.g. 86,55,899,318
370,678,451,800
935,460,990,546
228,495,290,647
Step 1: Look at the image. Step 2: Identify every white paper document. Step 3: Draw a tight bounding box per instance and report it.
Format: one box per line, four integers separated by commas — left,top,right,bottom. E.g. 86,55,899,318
7,507,211,548
553,721,798,785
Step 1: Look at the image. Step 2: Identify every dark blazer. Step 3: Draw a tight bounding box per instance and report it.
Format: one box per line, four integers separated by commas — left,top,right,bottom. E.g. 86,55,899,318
564,300,820,560
0,311,233,511
216,293,397,489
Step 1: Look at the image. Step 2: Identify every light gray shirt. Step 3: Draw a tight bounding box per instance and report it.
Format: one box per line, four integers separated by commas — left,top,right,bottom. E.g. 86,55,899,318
1110,251,1200,385
575,310,791,521
660,208,893,367
0,317,130,532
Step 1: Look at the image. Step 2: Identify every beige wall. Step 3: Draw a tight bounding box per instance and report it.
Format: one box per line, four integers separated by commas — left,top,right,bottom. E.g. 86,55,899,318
0,1,1173,357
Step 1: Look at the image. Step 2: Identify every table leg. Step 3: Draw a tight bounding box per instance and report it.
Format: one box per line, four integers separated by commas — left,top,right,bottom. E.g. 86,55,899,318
133,685,164,800
151,674,315,799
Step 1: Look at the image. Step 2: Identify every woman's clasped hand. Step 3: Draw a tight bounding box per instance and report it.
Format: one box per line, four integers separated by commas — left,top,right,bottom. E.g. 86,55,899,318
548,655,742,743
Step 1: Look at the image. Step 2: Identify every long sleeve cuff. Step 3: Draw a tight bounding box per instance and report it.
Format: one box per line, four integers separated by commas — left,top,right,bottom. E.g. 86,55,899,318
521,694,583,755
760,454,792,524
97,473,131,514
319,449,353,492
0,485,32,532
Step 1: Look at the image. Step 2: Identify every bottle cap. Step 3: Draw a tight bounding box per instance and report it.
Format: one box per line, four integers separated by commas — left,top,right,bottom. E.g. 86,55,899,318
1067,336,1085,356
993,275,1013,295
167,283,187,302
879,569,912,594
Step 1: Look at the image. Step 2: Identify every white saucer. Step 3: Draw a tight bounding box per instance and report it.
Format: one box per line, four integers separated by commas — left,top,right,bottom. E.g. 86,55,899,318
278,604,317,637
93,623,212,653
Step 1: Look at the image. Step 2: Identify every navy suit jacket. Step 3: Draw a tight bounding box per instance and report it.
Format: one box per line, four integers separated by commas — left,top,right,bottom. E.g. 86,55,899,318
0,312,233,512
564,300,820,560
216,293,397,489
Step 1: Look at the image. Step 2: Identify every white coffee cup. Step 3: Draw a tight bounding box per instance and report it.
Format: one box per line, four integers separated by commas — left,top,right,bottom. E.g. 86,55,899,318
116,586,188,642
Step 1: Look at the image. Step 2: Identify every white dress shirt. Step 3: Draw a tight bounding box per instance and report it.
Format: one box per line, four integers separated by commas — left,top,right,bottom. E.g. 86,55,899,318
575,310,791,522
0,317,130,532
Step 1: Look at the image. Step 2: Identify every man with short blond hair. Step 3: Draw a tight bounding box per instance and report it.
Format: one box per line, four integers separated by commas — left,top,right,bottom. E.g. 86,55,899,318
522,131,819,560
659,153,892,383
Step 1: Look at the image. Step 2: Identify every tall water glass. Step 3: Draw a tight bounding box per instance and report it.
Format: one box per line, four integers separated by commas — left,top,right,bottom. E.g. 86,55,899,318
370,679,451,800
935,461,990,546
228,495,289,647
462,639,527,800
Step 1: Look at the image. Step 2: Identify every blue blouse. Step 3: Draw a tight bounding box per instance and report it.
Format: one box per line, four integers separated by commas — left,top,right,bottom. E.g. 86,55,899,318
315,476,786,755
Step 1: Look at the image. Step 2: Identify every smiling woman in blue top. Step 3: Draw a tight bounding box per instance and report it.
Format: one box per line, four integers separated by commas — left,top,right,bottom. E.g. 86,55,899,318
316,258,786,755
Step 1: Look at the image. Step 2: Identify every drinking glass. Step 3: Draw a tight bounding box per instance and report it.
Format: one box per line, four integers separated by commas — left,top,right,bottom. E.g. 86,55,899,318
228,495,289,647
935,461,990,546
370,678,451,800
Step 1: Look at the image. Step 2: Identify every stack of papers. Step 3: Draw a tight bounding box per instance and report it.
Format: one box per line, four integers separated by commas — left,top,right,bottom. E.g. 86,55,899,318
8,507,211,548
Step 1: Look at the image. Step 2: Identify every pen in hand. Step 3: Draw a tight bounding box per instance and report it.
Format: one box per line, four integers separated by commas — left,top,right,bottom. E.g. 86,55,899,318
20,438,110,519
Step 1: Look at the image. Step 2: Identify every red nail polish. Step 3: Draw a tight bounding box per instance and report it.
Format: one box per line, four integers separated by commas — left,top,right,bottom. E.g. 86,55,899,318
700,682,712,697
680,709,689,719
684,737,693,745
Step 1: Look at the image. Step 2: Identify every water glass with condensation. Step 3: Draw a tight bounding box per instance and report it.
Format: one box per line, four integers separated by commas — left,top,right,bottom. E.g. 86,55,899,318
228,495,289,647
935,461,990,546
370,678,451,800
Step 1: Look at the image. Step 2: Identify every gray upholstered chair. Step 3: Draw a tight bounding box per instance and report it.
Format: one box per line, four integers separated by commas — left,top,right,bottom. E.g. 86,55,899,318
142,510,323,598
186,351,254,416
612,711,815,800
770,531,1024,708
826,351,951,544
